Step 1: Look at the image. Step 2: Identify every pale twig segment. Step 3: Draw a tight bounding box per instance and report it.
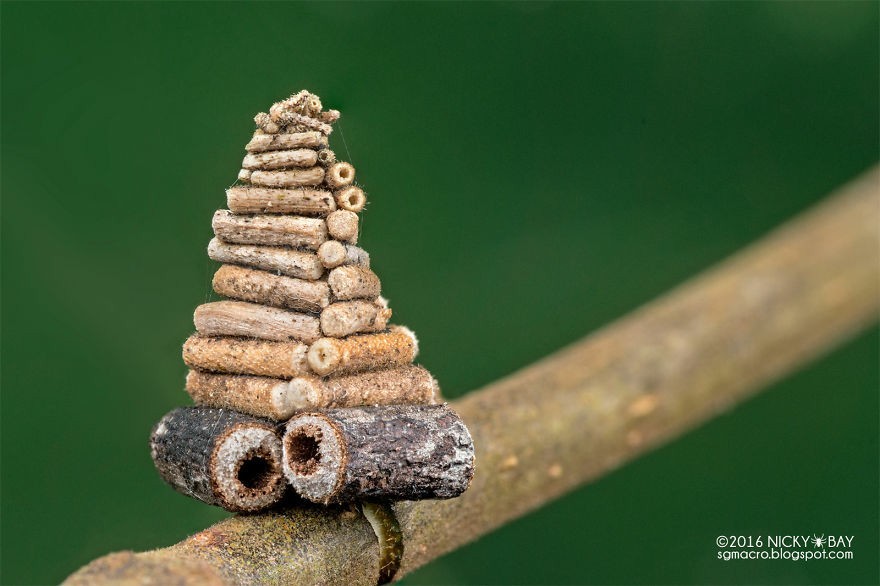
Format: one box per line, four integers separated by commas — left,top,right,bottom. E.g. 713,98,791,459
246,131,327,153
186,365,437,419
271,90,321,119
282,405,474,504
194,301,321,343
328,265,381,301
254,112,279,134
183,335,309,378
307,327,417,376
326,210,359,243
207,238,324,280
186,370,300,421
335,186,366,213
212,210,327,250
286,365,439,411
321,300,392,338
65,168,880,586
325,162,356,188
249,167,325,188
263,90,339,132
317,241,370,269
149,407,286,513
211,265,330,313
320,110,341,124
277,112,333,135
317,149,336,166
226,186,337,215
258,92,337,135
242,149,318,170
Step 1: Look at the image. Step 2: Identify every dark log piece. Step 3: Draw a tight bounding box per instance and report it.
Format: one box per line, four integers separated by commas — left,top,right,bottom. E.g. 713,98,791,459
282,405,474,504
150,407,286,512
335,186,366,213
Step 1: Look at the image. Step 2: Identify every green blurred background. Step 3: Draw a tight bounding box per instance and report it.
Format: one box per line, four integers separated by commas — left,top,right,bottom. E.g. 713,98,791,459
2,2,877,584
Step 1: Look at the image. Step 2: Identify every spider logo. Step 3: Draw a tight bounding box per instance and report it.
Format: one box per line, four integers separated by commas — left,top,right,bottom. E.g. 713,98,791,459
812,535,826,548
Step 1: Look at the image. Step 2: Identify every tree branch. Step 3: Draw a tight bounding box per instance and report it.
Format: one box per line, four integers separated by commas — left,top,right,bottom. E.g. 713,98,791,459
65,167,880,585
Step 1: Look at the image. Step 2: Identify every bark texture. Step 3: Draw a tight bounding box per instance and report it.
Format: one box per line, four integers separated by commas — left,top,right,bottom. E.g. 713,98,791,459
194,301,321,343
212,210,328,250
226,186,336,216
207,238,324,281
307,328,417,376
149,407,287,512
212,265,330,312
183,335,309,378
65,168,880,586
282,405,474,504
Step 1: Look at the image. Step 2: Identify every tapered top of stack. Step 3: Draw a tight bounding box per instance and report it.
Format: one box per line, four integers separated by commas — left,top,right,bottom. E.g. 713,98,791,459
254,90,341,136
149,89,475,516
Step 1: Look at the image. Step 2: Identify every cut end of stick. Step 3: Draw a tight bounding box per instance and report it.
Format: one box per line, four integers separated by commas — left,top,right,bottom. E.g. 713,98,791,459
320,301,391,338
282,414,345,504
326,210,359,243
317,149,336,166
213,425,287,512
306,338,340,375
317,240,347,269
325,162,356,188
274,378,321,416
306,330,417,377
393,325,420,359
328,265,381,301
335,186,366,213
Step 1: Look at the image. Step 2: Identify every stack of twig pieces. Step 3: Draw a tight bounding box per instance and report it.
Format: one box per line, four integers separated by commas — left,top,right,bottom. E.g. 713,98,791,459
150,91,475,512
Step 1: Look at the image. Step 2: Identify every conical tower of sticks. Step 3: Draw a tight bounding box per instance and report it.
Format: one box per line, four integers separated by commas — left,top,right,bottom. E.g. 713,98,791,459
150,90,475,512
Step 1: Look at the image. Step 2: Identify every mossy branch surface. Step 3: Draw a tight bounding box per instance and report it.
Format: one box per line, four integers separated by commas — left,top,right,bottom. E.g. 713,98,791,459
65,167,880,585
